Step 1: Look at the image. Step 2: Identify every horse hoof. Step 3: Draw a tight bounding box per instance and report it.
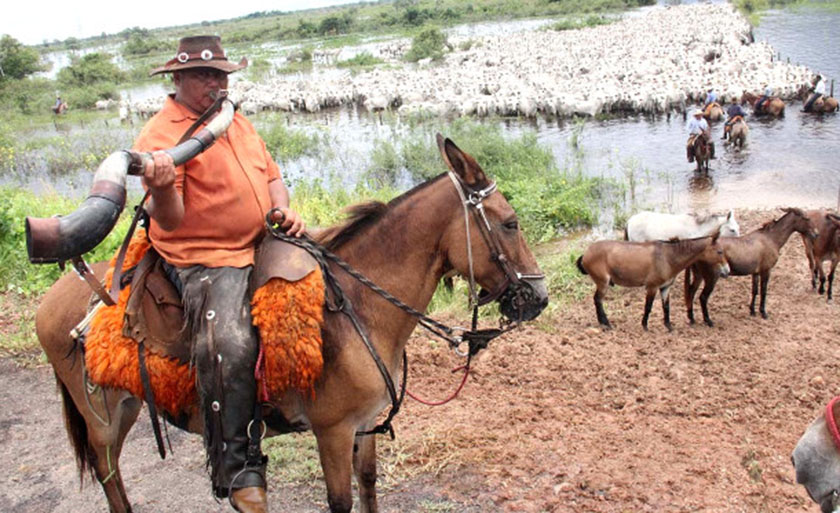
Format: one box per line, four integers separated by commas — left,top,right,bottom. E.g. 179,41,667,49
760,312,768,320
749,310,756,317
705,320,714,328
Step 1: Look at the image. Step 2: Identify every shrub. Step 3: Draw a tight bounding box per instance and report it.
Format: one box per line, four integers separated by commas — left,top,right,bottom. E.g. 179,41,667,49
258,119,322,163
336,52,384,69
404,27,449,63
0,35,43,80
57,53,126,87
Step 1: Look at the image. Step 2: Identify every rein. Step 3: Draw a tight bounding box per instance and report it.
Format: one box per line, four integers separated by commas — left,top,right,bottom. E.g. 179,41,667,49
825,396,840,452
265,172,541,435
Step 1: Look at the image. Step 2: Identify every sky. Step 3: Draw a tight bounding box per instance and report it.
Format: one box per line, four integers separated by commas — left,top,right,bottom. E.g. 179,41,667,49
2,0,361,45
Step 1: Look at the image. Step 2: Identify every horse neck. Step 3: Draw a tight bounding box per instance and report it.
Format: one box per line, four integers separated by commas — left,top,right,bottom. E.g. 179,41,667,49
762,212,800,249
662,237,710,270
335,178,456,337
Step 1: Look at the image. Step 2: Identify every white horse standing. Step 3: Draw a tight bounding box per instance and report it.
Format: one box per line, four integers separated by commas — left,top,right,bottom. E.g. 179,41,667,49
625,210,740,242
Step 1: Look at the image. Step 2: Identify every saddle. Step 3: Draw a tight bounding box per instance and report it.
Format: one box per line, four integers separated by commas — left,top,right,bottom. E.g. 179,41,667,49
120,235,320,365
123,248,189,363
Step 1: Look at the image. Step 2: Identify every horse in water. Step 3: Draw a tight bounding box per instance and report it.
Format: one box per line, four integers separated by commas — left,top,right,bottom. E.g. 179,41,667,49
576,231,729,331
33,135,549,513
792,396,840,513
684,207,817,326
801,210,840,301
726,117,748,149
625,209,739,242
741,91,785,117
703,101,724,121
690,134,711,173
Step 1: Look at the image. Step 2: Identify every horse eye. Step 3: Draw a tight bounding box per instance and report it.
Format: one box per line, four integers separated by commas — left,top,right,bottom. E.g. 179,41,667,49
503,220,519,231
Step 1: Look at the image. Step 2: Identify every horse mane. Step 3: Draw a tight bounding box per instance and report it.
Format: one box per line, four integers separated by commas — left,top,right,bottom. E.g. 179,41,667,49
691,212,715,224
314,173,449,251
758,208,804,232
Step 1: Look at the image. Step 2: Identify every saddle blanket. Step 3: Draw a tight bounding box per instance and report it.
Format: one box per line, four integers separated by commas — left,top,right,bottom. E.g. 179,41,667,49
84,230,325,416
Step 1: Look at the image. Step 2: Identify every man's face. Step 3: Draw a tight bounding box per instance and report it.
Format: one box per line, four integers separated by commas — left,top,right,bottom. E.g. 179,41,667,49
174,68,228,113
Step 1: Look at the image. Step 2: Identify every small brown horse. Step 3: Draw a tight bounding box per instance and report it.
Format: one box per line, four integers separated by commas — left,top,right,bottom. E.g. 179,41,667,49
726,117,748,149
35,135,549,513
690,134,711,173
741,91,785,117
576,232,728,331
801,210,840,301
685,207,818,325
704,101,724,121
805,95,839,113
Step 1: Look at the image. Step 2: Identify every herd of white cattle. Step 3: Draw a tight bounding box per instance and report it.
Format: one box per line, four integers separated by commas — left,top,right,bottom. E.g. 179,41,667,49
128,3,818,120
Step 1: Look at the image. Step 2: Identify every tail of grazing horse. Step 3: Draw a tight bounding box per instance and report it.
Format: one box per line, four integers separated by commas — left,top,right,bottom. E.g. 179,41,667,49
623,226,629,241
57,376,97,484
576,255,588,275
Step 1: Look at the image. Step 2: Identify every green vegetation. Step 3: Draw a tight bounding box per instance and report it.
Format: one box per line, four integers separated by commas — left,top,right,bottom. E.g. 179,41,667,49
404,26,450,62
364,116,618,242
550,14,615,31
0,35,43,80
336,52,384,69
258,117,323,163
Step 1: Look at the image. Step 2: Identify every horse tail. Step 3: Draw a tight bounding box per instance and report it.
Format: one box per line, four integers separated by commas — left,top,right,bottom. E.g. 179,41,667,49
623,225,629,241
576,255,588,275
57,375,96,485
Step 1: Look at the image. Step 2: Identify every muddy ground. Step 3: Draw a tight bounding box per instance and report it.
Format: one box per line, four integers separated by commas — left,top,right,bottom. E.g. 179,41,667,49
1,208,836,512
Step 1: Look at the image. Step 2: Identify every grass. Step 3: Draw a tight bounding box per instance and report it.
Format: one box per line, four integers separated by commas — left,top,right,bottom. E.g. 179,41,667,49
336,52,385,70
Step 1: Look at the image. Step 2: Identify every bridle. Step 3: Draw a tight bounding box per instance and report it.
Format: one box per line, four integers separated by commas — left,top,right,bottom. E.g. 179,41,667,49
446,171,544,310
265,171,545,437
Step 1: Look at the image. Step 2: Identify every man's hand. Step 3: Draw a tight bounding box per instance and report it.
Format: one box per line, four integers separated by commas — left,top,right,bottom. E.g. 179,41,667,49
270,206,306,237
143,151,176,192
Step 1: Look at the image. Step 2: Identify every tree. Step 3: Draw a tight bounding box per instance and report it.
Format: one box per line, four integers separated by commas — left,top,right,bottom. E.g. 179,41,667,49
0,35,43,80
57,52,125,86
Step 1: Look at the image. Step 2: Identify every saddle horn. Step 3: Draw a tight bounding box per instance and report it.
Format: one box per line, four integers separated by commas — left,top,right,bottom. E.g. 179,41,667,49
25,98,236,264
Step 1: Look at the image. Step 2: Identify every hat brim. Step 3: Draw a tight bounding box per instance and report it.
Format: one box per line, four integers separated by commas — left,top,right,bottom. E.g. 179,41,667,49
149,57,248,77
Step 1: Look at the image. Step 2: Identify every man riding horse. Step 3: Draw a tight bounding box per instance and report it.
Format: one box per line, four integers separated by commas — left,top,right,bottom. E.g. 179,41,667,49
803,73,826,112
135,35,305,512
722,97,747,141
755,84,772,113
686,108,714,162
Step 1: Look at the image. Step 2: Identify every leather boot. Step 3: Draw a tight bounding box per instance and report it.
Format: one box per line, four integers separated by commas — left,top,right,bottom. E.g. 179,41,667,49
231,486,267,513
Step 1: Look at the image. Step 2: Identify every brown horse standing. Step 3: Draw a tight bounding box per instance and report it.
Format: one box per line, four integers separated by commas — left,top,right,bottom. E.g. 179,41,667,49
805,96,839,113
741,91,785,117
34,135,549,513
801,210,840,300
726,117,748,149
576,232,728,331
690,135,711,173
685,207,818,325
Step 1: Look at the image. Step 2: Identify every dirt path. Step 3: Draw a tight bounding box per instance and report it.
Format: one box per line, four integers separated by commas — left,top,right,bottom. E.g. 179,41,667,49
1,208,835,512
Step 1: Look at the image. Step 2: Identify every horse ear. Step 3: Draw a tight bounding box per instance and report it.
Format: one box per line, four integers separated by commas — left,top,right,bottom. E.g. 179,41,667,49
727,209,734,221
711,228,721,243
436,133,487,186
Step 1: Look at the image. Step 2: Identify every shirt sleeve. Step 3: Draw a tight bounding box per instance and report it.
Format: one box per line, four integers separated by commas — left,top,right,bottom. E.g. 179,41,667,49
133,118,188,194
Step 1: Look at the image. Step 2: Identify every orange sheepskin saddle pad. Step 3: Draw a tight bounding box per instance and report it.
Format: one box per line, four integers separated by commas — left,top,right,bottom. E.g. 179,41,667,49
84,230,325,417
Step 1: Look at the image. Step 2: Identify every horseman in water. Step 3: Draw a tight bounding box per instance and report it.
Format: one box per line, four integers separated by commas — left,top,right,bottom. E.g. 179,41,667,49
134,35,305,512
722,97,747,141
755,84,772,113
686,108,714,162
802,73,826,112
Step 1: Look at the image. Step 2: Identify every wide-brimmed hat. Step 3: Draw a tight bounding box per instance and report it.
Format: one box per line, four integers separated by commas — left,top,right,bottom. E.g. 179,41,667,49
150,35,247,76
693,108,704,116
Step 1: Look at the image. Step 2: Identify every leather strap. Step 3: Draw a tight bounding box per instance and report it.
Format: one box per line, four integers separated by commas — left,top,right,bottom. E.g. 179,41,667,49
138,341,166,459
71,256,116,306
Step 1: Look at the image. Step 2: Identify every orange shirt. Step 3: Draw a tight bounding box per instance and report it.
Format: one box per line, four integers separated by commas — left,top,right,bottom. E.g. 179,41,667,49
133,95,281,268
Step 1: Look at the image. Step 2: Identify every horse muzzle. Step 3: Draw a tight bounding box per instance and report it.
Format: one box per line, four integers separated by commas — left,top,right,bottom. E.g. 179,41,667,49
498,278,549,322
716,263,731,279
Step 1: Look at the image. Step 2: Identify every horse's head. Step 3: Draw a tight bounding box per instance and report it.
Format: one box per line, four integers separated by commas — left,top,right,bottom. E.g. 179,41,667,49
435,133,548,322
719,209,740,237
784,207,819,240
698,230,730,278
792,399,840,513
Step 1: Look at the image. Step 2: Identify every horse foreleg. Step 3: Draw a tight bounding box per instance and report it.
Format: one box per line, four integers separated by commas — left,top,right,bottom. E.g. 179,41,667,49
802,236,816,290
699,276,718,328
642,289,656,331
759,271,770,319
315,424,356,513
749,274,759,316
353,433,378,513
659,285,672,332
684,266,702,324
593,282,611,329
827,256,839,302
